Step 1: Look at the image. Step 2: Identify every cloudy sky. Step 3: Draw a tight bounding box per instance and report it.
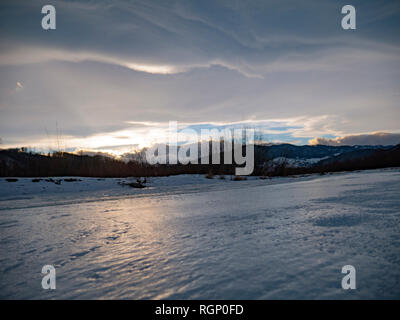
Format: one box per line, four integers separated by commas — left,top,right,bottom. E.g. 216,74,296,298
0,0,399,153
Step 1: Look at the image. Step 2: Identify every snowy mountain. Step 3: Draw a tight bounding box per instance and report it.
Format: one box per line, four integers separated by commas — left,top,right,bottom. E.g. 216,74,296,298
254,144,394,168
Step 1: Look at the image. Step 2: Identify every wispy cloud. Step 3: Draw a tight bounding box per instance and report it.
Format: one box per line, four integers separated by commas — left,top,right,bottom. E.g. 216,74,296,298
1,0,400,77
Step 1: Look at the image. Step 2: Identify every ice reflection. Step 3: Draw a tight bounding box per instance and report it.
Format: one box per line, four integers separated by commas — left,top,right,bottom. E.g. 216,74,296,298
0,169,400,299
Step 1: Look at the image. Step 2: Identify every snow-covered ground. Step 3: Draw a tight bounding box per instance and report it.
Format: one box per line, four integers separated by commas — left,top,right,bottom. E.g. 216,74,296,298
270,156,330,167
0,168,399,299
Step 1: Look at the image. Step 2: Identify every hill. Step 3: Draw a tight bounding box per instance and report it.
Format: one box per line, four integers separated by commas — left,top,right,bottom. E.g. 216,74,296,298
0,144,399,177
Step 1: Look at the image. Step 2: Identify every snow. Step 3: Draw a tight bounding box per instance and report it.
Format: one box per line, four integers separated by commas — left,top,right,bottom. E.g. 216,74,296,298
0,174,311,211
0,168,399,299
270,156,329,168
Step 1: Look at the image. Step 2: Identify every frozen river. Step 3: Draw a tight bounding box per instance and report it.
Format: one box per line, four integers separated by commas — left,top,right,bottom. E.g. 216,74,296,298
0,169,399,299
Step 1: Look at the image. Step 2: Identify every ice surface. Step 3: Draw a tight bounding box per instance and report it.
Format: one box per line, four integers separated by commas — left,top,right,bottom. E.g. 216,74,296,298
0,169,399,299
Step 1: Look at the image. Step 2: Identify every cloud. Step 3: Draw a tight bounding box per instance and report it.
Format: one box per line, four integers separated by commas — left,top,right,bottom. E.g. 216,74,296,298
0,45,180,75
0,0,399,150
1,0,400,77
309,132,400,146
0,116,343,152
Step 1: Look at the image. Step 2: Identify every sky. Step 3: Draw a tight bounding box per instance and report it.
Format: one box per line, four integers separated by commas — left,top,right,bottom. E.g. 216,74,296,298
0,0,400,154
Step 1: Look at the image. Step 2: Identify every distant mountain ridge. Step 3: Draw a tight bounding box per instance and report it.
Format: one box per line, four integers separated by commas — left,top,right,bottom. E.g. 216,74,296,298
255,143,393,161
253,144,400,175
